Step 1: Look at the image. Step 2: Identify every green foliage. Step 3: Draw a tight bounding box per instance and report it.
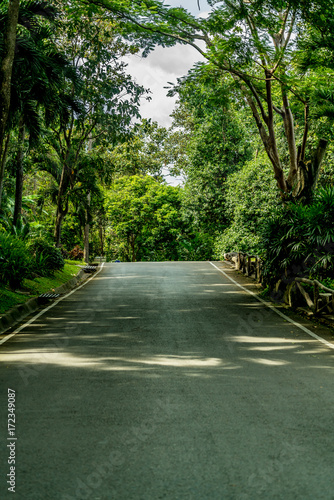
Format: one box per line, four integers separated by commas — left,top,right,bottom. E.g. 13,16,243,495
0,233,33,289
170,66,254,234
87,0,334,201
260,186,334,286
49,6,150,245
28,238,65,276
0,217,31,240
60,214,84,251
0,287,28,314
178,232,214,261
2,0,79,141
318,142,334,188
3,0,334,280
213,154,279,257
214,226,262,257
105,175,186,261
107,120,168,178
0,259,82,314
23,261,81,295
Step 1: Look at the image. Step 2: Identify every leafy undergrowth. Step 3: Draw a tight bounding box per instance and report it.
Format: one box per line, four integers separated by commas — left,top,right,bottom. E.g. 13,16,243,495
0,261,83,315
0,289,27,314
258,286,271,300
317,277,334,290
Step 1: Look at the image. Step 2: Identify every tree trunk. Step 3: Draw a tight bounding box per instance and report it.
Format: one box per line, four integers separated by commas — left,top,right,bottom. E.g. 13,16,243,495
54,164,70,247
54,209,66,248
294,138,328,203
281,89,298,187
0,132,11,209
0,0,20,163
13,119,25,226
83,191,91,264
83,222,90,264
83,136,93,262
99,224,104,255
242,84,288,196
130,234,137,262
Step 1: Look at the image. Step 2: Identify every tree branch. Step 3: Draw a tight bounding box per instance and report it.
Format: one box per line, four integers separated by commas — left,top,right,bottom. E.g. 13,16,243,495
299,103,309,164
116,11,208,58
281,83,298,187
273,104,284,116
272,10,296,73
242,76,269,125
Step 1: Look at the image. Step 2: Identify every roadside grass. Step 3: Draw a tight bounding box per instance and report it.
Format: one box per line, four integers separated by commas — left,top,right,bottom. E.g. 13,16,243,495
0,288,27,314
0,260,84,314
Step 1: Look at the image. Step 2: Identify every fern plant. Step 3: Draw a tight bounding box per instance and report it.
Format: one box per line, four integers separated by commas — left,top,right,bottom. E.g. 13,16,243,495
260,186,334,285
0,233,33,289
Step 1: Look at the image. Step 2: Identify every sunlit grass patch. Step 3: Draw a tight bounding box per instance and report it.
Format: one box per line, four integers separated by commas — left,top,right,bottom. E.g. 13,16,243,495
0,287,28,314
0,262,82,314
64,259,86,266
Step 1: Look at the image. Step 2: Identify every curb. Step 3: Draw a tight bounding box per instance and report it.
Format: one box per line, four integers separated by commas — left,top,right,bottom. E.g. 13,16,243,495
211,261,334,350
0,267,93,336
219,260,334,331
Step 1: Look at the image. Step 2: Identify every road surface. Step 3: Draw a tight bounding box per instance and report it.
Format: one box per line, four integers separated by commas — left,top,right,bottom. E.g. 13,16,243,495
1,262,334,499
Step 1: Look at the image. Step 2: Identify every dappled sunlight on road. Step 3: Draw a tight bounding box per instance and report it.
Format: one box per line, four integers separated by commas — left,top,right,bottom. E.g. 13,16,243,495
2,332,333,379
240,357,290,366
109,355,223,368
2,261,334,386
227,335,314,343
247,345,302,351
1,348,238,371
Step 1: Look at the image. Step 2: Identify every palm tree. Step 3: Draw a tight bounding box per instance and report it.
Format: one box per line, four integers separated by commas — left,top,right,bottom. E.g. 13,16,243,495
0,1,79,224
0,0,20,173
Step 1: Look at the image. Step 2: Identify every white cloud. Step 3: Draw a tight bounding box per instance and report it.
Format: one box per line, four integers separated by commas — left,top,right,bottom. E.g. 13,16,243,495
122,1,211,127
122,1,211,184
124,44,205,127
163,0,210,15
197,10,210,18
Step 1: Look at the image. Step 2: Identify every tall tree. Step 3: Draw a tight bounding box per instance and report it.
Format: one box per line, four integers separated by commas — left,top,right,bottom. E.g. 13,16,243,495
9,1,77,225
168,66,254,234
0,0,77,218
48,3,148,247
0,0,20,177
84,0,334,202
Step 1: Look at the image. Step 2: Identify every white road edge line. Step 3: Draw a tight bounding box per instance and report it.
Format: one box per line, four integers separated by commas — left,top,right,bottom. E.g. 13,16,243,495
0,262,105,347
209,261,334,350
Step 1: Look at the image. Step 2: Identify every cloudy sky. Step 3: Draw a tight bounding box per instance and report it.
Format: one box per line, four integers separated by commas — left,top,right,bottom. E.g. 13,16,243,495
124,0,210,128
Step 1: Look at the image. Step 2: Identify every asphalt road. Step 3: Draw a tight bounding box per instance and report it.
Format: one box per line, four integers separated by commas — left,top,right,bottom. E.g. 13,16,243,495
1,261,334,500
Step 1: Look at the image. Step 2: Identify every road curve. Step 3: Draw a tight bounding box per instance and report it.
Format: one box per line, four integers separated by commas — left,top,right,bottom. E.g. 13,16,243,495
1,262,334,500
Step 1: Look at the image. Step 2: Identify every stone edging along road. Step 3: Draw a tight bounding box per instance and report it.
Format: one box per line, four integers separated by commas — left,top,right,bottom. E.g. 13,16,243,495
0,263,104,339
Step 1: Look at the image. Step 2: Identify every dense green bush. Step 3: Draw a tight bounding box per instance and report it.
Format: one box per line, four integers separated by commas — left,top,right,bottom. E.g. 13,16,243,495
260,186,334,286
29,238,65,276
177,232,214,261
61,215,84,251
105,176,187,262
213,225,262,256
0,233,33,289
213,154,279,258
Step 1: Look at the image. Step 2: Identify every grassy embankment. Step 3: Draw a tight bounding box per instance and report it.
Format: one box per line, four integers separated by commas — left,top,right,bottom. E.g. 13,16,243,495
0,260,85,314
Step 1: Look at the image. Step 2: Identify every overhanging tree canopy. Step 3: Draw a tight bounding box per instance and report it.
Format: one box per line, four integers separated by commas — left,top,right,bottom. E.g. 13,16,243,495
82,0,334,202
